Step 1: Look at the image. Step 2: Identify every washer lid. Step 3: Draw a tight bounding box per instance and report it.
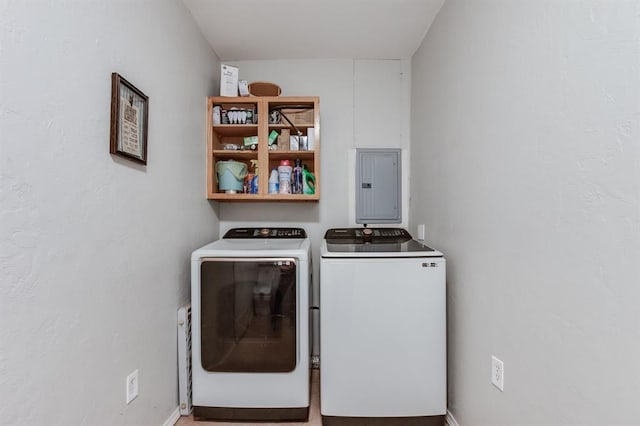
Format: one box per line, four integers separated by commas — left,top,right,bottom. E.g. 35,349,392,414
322,240,441,256
321,227,442,257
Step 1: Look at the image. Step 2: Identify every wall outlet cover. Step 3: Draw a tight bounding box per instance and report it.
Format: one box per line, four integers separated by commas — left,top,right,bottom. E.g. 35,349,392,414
491,356,504,391
126,369,139,404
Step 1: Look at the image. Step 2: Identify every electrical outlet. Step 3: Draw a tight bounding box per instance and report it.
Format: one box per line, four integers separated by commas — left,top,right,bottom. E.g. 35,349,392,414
126,369,139,404
491,356,504,391
417,224,425,241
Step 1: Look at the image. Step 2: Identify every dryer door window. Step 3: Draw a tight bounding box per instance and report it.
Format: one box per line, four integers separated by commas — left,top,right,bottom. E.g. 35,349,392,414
200,258,297,372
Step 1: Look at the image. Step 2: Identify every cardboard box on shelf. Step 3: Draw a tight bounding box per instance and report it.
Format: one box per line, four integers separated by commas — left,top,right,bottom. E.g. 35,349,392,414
280,108,314,125
243,135,258,147
277,129,290,150
217,104,256,124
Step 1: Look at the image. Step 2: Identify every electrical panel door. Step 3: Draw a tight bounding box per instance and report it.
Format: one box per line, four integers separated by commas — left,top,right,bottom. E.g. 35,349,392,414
356,148,401,224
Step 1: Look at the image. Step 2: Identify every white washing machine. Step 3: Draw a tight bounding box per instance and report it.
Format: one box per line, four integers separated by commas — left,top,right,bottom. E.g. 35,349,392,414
190,227,311,421
320,227,446,426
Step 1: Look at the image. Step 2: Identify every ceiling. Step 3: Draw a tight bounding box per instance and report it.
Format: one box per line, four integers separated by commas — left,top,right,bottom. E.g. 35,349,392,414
182,0,446,61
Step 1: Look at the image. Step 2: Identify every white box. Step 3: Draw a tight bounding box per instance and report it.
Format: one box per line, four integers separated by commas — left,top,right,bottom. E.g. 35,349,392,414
220,64,238,97
238,80,249,97
290,136,299,150
307,127,315,150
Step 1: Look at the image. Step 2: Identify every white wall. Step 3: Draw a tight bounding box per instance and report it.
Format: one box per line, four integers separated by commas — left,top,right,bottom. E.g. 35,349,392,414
0,1,219,424
219,59,411,353
410,1,640,425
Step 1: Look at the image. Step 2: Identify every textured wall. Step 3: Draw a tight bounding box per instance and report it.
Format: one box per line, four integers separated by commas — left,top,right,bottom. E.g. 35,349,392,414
410,1,640,424
0,1,219,424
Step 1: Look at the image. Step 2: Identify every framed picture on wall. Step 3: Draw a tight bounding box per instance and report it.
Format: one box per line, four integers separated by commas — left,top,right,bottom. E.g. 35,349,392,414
110,73,149,164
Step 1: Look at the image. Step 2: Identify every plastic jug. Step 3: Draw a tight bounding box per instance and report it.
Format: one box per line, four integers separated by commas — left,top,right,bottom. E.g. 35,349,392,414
278,160,292,194
268,169,279,194
302,166,316,195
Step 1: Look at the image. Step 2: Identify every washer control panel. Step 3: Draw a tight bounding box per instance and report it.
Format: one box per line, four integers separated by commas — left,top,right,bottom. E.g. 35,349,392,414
223,227,307,239
324,228,412,244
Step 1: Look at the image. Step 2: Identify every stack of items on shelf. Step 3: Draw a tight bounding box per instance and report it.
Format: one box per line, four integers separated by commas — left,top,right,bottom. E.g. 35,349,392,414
274,128,315,151
206,94,319,200
268,159,315,195
213,105,256,125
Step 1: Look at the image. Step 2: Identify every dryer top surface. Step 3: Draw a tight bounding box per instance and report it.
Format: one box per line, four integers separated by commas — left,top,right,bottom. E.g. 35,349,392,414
192,237,311,260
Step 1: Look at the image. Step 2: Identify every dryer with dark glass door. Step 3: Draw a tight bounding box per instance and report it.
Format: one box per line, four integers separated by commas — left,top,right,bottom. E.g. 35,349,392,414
191,228,311,422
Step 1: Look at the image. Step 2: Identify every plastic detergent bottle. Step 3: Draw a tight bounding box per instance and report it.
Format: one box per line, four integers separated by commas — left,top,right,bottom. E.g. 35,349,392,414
278,160,292,194
302,166,316,195
292,159,303,194
268,169,279,194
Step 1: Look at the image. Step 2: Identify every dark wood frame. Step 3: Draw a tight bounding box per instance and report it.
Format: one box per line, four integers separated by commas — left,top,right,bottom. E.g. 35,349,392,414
110,73,149,165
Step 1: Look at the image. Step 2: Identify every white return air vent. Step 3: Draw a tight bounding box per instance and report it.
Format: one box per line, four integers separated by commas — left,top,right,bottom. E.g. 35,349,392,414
177,304,192,415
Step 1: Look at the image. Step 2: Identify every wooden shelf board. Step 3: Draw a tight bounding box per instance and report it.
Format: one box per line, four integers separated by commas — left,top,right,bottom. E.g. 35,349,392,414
207,193,260,200
268,123,315,129
264,97,317,107
208,193,319,201
212,150,258,157
268,150,315,159
212,124,259,137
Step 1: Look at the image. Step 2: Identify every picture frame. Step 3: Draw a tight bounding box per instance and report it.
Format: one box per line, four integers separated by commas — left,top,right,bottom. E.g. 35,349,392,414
110,73,149,164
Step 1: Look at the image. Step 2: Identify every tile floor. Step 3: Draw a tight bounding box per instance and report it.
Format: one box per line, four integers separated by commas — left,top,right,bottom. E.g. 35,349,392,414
175,370,449,426
175,370,321,426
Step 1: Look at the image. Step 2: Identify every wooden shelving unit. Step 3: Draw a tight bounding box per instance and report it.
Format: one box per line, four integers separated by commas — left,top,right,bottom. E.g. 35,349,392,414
206,96,320,201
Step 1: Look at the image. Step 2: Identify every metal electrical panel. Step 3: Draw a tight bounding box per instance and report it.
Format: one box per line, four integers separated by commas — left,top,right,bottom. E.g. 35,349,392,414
356,148,401,224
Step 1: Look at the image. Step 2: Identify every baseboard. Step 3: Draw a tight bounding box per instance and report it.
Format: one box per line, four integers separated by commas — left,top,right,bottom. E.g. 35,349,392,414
446,410,460,426
162,407,181,426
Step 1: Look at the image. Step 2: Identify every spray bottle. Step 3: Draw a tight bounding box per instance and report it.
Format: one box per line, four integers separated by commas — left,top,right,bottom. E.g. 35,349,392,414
250,159,259,194
244,163,254,194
